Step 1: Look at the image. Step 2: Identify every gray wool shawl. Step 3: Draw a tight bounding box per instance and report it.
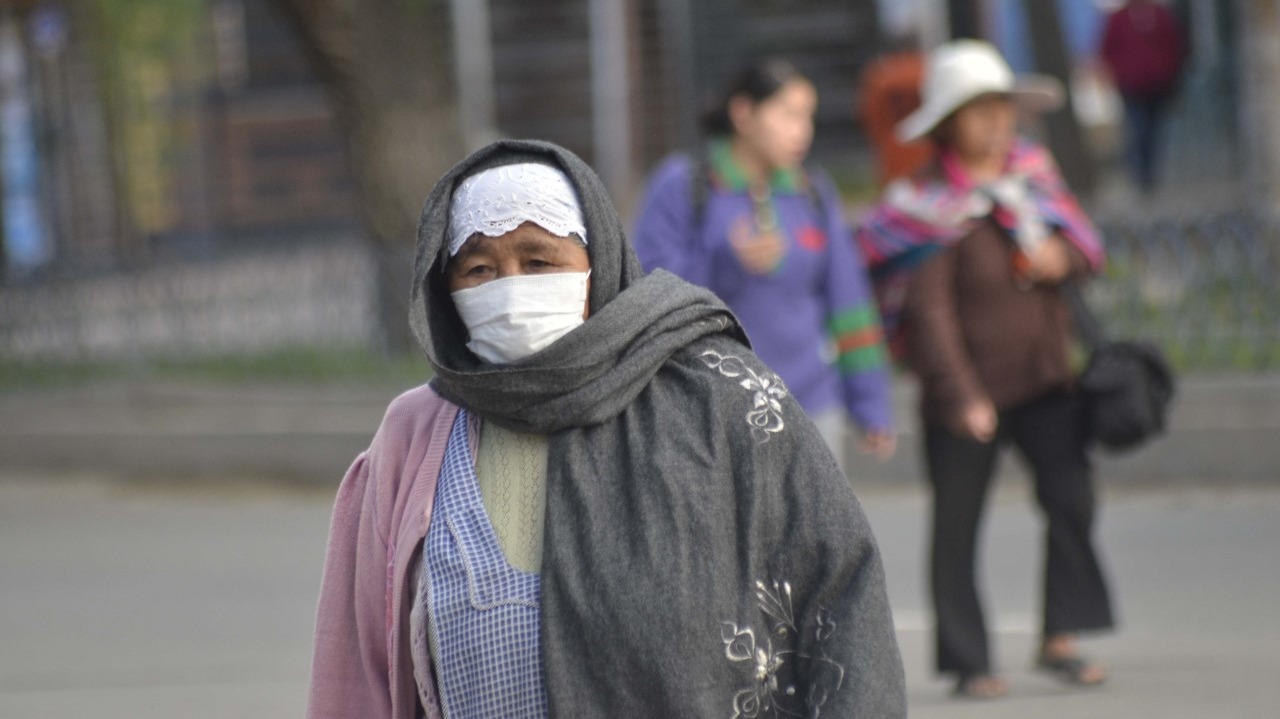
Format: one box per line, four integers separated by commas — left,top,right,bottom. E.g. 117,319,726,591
411,139,905,718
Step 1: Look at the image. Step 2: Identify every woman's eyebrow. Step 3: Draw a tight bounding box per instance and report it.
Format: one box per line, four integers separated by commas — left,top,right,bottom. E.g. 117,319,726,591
512,237,571,255
450,243,482,265
452,234,505,261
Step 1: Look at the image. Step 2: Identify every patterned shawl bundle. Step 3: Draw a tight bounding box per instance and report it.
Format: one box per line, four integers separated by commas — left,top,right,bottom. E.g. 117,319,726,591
856,139,1104,357
412,140,906,717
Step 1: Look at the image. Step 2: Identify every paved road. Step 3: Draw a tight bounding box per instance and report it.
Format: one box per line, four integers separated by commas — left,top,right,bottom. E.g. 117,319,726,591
1,476,1277,718
864,484,1280,718
0,478,330,718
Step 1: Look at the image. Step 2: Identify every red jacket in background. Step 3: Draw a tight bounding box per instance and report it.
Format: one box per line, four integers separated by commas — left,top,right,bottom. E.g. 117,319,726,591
1101,2,1186,98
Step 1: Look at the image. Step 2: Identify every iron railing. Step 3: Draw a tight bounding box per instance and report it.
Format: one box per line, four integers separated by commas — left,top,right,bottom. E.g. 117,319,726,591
1090,211,1279,371
1,212,1277,375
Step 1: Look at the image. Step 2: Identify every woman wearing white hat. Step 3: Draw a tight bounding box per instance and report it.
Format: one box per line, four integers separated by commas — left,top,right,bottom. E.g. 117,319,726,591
857,40,1115,699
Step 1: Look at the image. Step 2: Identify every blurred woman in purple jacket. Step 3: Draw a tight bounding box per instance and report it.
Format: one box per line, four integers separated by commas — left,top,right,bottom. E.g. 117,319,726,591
632,59,896,465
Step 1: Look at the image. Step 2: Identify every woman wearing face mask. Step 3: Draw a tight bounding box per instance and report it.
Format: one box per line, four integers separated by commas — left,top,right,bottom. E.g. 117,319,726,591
306,140,906,719
857,41,1113,699
632,59,896,468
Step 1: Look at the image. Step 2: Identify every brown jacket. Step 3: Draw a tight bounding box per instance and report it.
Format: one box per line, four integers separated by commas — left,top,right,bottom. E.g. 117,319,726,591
903,218,1091,431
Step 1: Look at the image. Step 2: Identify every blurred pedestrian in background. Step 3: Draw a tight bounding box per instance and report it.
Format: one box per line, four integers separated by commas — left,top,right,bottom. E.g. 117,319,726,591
1100,0,1186,193
307,139,907,718
632,58,896,469
857,42,934,188
857,40,1114,699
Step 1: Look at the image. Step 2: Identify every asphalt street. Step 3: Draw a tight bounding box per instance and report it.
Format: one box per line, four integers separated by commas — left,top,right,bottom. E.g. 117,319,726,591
1,476,1277,718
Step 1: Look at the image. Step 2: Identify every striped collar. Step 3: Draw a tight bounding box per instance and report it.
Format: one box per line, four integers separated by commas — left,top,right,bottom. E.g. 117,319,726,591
708,139,806,194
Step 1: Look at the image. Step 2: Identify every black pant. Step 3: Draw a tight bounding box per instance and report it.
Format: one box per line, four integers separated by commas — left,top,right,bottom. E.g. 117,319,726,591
1122,93,1168,193
924,390,1114,677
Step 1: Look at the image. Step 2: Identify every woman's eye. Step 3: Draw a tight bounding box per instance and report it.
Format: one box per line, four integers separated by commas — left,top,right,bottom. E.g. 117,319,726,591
527,259,552,270
465,264,492,277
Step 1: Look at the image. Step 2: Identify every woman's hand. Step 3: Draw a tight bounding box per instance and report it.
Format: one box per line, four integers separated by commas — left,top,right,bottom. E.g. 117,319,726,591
729,216,786,275
957,399,998,443
1023,236,1072,285
858,430,897,461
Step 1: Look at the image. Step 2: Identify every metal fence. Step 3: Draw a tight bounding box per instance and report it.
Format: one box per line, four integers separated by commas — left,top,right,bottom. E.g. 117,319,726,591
0,242,377,366
0,211,1277,376
1090,210,1280,371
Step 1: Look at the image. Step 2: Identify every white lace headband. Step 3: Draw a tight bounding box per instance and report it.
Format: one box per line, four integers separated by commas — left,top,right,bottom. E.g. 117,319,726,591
447,163,588,256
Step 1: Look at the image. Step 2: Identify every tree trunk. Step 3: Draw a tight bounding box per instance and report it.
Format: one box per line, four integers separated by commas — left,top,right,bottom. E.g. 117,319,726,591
269,0,463,354
1023,0,1097,199
1237,0,1280,219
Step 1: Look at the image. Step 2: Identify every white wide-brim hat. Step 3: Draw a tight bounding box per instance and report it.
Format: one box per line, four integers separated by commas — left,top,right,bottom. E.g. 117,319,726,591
896,39,1065,142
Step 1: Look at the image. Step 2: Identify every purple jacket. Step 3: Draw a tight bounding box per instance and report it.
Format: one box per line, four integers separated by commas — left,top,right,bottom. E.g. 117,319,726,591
632,152,893,433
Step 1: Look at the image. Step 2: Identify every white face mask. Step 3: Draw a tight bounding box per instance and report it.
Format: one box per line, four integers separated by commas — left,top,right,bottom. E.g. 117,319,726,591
450,271,591,364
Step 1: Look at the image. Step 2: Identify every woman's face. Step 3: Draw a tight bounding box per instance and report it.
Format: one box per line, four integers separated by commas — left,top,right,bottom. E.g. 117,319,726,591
447,222,592,315
944,94,1017,164
730,78,818,172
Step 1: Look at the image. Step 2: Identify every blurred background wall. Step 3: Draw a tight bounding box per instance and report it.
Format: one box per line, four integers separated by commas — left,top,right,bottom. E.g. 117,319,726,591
0,0,1276,379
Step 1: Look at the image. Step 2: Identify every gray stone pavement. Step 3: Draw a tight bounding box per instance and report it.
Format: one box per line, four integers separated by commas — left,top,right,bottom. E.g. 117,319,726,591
2,374,1278,485
866,484,1280,718
0,478,330,719
1,476,1277,718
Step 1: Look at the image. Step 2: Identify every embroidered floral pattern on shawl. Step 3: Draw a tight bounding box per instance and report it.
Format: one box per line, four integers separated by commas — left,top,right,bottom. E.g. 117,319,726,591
699,350,789,443
722,579,846,718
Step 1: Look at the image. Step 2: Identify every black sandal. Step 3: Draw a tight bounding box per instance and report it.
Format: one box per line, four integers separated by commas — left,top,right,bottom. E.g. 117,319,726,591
1035,654,1107,686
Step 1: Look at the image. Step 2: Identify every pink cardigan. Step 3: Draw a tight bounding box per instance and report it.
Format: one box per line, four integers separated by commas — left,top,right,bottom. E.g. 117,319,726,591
306,384,459,719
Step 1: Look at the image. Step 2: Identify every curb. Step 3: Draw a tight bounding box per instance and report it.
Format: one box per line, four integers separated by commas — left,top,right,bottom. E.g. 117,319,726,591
2,376,1277,485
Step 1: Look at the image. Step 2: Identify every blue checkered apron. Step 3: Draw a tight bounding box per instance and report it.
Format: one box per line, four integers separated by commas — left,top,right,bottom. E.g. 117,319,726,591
424,409,548,718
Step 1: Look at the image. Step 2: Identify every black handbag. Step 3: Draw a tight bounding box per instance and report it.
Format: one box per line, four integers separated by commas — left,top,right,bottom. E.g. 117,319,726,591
1066,284,1176,453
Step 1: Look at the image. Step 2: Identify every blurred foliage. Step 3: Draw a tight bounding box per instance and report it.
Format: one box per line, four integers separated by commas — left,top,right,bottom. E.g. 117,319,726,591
827,165,882,212
89,0,210,236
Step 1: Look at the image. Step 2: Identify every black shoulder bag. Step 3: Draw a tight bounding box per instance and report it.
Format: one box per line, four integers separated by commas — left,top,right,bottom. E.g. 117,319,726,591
1066,283,1176,453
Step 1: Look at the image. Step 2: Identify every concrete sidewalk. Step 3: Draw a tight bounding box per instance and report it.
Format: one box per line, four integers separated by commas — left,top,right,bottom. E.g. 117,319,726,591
1,375,1277,484
2,477,1277,718
844,375,1280,486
